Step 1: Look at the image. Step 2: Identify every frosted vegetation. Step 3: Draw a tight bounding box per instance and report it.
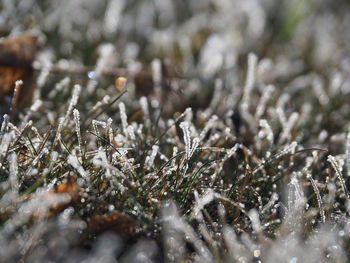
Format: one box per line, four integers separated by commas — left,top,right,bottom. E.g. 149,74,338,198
1,0,350,262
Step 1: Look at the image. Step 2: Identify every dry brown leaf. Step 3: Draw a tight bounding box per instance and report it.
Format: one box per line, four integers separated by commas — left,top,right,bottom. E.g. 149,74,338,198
32,176,81,220
49,176,81,210
0,33,39,107
84,211,136,239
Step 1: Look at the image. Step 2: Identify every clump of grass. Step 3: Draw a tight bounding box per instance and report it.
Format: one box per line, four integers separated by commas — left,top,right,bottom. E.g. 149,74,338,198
2,0,350,262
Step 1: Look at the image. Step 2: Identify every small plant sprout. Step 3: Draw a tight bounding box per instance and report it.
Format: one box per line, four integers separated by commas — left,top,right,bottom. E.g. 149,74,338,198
346,130,350,176
145,145,159,170
328,155,350,199
64,84,81,126
255,84,275,119
104,0,125,33
139,96,150,126
67,154,89,181
73,108,83,160
119,102,128,136
307,173,326,223
242,53,258,107
9,80,23,119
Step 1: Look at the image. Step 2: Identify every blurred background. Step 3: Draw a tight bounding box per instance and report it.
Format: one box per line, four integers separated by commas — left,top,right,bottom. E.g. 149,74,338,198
2,0,350,67
2,0,350,95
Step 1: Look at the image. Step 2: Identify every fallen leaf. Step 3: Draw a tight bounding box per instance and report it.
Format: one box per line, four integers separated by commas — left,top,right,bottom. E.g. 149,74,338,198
32,176,81,220
49,175,81,209
0,33,39,108
84,211,136,239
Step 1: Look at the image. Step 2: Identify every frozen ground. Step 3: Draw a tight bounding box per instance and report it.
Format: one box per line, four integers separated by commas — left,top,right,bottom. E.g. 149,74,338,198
1,0,350,262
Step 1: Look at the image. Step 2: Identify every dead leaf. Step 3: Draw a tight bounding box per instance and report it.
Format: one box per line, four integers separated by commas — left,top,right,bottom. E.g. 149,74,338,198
84,211,136,239
0,33,39,108
49,175,81,210
32,176,81,220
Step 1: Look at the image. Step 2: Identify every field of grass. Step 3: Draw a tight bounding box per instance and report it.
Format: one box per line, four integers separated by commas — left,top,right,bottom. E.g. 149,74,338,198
1,1,350,262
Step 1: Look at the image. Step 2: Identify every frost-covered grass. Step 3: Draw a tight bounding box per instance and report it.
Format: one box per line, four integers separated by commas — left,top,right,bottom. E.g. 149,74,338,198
2,0,350,262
